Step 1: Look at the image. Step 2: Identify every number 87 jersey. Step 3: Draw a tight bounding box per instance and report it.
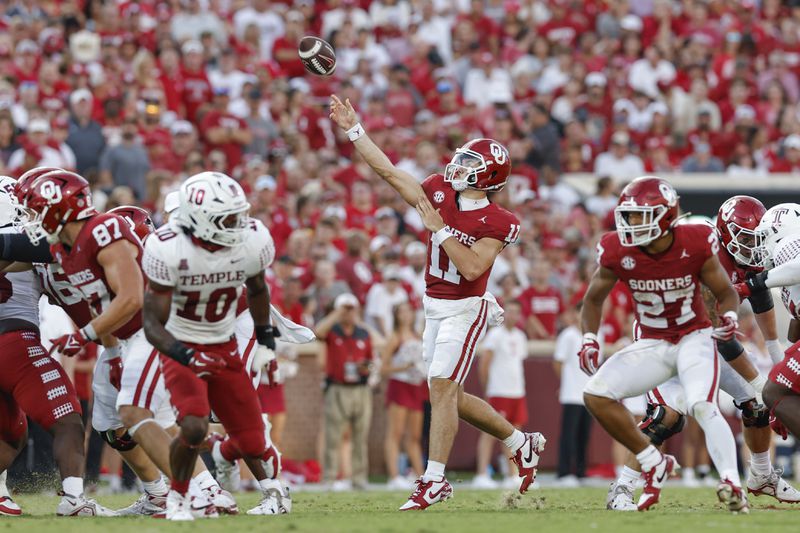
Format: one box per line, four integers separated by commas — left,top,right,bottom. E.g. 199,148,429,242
142,218,275,344
421,173,521,300
597,223,715,343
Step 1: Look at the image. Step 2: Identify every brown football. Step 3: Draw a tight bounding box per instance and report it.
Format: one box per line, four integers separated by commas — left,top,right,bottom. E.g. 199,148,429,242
298,36,337,76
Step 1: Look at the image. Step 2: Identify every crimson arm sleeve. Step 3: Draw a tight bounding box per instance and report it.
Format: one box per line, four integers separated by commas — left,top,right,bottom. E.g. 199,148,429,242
0,233,53,263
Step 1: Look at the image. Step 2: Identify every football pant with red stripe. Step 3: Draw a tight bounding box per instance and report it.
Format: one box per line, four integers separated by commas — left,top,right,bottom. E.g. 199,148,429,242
0,330,81,432
115,329,170,415
422,300,488,384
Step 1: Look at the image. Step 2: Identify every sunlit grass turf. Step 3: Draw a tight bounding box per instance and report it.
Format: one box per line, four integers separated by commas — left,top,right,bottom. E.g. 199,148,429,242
5,487,799,532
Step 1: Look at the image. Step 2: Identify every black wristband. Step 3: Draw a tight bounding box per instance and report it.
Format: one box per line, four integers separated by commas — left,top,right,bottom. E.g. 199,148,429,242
255,325,276,349
747,285,774,314
0,232,53,262
746,271,768,292
166,341,194,366
716,337,745,362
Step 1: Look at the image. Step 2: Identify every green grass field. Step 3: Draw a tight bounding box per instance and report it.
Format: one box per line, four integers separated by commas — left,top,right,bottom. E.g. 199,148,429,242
4,487,799,532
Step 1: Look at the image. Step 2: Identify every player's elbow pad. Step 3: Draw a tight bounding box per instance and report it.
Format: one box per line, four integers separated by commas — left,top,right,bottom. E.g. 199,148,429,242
747,287,774,314
0,233,53,263
716,337,745,362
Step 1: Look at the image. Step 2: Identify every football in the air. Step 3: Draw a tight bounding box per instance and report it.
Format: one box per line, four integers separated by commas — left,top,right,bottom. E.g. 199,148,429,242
298,35,337,76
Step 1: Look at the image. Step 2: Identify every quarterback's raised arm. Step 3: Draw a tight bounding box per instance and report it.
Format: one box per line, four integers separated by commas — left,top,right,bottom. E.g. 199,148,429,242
329,95,423,207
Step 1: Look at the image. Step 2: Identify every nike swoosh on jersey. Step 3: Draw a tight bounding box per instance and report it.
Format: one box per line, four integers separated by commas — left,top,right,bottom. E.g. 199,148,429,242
230,257,244,263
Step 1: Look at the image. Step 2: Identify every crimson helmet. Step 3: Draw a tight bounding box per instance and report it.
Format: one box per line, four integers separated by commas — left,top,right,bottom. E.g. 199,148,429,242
108,205,155,242
614,176,680,247
19,170,96,244
14,166,63,201
716,195,766,268
443,138,511,192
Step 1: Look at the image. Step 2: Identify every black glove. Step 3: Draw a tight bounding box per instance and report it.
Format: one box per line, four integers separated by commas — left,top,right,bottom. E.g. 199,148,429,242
255,325,278,350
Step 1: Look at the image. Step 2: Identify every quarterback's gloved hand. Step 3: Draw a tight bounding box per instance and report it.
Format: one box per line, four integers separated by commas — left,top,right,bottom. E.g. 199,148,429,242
188,350,228,378
49,327,93,357
711,311,739,342
107,356,123,390
252,345,279,387
578,333,602,376
770,412,789,440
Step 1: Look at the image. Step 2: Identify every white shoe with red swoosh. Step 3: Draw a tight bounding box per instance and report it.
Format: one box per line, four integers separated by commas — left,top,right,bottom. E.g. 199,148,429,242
398,477,453,511
510,432,547,494
0,495,21,516
637,454,679,511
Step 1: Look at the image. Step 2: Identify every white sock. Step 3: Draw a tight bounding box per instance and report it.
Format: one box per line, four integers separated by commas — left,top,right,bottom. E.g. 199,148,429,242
750,451,772,476
635,445,662,472
194,470,219,490
748,374,767,395
62,476,84,497
258,478,280,492
422,460,446,483
502,430,525,453
683,467,696,479
142,476,168,496
618,465,641,488
693,401,741,486
0,471,8,498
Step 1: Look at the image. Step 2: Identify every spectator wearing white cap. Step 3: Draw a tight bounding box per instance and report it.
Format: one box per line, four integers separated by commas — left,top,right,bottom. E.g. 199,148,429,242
772,134,800,172
8,118,71,172
160,120,197,174
180,40,213,123
398,241,427,301
628,46,676,99
233,0,285,60
464,51,513,109
593,130,645,178
170,0,227,44
66,88,106,175
365,264,409,337
314,292,375,490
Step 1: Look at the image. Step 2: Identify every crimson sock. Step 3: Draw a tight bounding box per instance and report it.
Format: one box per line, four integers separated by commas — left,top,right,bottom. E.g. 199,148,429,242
171,479,190,495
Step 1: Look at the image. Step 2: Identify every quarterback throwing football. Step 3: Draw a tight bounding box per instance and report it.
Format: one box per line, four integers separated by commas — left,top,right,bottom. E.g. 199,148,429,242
330,96,545,511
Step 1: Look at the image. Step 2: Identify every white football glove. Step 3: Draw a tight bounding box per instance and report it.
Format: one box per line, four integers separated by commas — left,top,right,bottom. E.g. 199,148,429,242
252,345,279,387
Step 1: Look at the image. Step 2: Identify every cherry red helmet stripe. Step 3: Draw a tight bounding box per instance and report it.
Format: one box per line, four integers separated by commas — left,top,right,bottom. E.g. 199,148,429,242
456,303,489,385
449,301,487,382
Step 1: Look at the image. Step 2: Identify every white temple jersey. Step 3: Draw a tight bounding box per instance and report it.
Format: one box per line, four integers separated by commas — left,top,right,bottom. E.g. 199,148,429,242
142,218,275,344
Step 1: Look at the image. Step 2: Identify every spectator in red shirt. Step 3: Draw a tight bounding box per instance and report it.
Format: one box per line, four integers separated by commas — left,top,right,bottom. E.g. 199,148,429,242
519,260,564,340
336,230,374,305
179,39,212,123
200,87,251,174
345,180,377,233
272,11,307,79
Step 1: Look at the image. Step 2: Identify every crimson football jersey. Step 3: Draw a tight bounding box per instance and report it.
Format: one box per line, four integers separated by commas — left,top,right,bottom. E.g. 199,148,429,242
421,174,521,299
50,213,144,339
35,263,95,328
716,242,753,285
598,223,715,343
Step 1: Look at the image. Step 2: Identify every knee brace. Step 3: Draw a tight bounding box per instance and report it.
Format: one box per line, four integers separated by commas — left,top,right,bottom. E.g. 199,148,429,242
127,417,157,438
229,428,267,458
100,428,137,451
735,399,770,428
638,404,686,445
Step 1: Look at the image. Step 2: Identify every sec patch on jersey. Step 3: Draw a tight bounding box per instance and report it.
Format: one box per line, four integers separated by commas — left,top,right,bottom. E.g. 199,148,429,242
298,36,336,76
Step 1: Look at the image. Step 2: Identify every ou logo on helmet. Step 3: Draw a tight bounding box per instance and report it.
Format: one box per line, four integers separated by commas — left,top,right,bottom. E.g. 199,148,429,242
490,143,507,165
658,182,677,206
40,180,62,204
720,198,737,222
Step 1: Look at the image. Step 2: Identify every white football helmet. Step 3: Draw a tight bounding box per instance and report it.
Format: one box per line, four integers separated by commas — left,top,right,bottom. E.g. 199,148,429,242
753,203,800,268
0,175,21,227
175,172,250,246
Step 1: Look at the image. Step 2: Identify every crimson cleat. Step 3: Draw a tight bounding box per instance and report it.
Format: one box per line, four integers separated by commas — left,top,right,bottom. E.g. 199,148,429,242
0,495,21,516
510,432,546,494
717,478,749,514
399,477,453,511
637,454,678,511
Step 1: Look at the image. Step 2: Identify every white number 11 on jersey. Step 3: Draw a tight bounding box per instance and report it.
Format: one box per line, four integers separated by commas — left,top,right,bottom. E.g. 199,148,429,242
429,239,461,284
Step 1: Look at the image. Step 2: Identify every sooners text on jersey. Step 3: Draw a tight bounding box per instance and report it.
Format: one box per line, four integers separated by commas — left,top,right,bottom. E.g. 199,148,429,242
142,218,275,344
421,174,521,300
598,223,715,343
50,213,143,339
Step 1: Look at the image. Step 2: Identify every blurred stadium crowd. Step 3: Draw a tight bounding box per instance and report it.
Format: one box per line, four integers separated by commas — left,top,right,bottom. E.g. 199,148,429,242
4,0,799,489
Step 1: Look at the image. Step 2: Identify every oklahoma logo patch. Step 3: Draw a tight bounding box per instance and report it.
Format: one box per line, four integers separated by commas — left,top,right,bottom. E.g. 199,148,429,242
621,256,636,270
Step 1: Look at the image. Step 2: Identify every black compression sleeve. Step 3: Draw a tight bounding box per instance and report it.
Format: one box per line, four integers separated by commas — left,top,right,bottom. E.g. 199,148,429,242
747,287,774,314
716,337,745,362
0,233,53,263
